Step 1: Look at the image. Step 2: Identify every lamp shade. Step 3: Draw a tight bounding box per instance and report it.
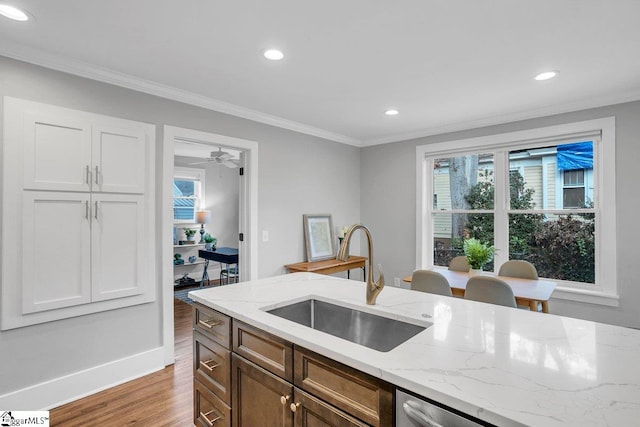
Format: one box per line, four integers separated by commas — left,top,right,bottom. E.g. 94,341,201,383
196,210,211,224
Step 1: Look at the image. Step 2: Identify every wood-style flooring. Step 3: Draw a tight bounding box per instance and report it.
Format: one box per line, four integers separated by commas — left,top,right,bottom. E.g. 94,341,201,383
50,298,194,426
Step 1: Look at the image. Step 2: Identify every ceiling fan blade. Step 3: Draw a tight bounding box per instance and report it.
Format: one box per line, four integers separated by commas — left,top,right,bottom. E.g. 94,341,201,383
221,159,239,168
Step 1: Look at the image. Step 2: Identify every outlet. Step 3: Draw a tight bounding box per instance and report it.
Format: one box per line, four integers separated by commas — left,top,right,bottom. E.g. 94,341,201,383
393,277,401,287
262,230,269,242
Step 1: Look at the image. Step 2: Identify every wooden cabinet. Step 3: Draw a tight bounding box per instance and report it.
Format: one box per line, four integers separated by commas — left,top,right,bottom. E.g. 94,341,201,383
193,303,394,427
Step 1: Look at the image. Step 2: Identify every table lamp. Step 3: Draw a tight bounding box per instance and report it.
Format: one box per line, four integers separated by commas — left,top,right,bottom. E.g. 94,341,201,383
196,210,211,243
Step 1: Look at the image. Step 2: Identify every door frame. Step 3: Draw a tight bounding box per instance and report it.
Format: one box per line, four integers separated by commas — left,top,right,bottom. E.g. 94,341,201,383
161,125,259,365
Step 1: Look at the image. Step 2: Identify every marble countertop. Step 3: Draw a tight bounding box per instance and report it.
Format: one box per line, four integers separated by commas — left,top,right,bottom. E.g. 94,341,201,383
189,273,640,427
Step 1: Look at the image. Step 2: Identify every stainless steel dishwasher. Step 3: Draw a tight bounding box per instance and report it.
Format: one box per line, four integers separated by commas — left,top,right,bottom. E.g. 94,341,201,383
396,389,492,427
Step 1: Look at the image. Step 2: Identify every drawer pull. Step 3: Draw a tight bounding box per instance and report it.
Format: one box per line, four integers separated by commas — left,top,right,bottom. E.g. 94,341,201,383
199,359,220,372
200,409,221,426
199,319,222,329
290,402,300,413
280,394,290,405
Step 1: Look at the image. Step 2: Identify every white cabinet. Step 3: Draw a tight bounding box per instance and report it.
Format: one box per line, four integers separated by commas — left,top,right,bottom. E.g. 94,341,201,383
23,113,147,194
91,194,145,302
22,192,92,313
2,97,155,330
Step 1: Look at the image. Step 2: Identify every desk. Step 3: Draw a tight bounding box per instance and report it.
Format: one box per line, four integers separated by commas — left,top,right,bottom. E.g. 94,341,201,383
403,266,556,313
199,247,239,286
285,256,367,279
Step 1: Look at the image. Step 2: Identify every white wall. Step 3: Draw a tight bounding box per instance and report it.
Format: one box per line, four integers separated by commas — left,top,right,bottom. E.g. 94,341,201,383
361,101,640,329
0,55,361,403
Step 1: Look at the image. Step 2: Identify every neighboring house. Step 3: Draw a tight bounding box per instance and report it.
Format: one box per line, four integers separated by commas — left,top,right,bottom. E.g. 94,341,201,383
433,141,594,242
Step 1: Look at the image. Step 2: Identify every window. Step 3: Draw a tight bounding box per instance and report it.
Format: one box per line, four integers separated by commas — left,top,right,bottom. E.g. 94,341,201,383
417,118,617,306
173,167,205,223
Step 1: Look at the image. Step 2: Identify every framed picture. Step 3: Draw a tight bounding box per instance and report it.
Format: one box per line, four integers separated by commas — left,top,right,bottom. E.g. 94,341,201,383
303,214,335,262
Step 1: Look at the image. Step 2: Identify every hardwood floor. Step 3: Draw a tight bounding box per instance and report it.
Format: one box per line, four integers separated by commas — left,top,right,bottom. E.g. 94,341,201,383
50,299,194,426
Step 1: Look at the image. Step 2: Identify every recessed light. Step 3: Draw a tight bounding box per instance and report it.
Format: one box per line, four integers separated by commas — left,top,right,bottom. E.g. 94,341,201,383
0,4,29,21
534,71,558,81
263,49,284,61
384,109,399,116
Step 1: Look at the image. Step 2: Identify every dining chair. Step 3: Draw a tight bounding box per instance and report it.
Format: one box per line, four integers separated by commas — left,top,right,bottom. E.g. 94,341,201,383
498,260,538,279
448,256,471,272
411,270,452,296
464,276,517,308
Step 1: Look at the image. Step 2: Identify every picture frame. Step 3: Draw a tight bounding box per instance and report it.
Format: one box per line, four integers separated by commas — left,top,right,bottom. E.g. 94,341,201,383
303,214,335,262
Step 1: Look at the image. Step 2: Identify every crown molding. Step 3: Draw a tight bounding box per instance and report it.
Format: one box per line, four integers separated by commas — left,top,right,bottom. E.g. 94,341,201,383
362,89,640,146
0,42,362,147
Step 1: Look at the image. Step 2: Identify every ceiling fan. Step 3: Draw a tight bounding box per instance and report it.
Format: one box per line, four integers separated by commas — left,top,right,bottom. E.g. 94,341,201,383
188,147,240,168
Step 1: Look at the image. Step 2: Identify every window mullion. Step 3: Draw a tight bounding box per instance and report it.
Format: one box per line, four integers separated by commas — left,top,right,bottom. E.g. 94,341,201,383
493,150,509,269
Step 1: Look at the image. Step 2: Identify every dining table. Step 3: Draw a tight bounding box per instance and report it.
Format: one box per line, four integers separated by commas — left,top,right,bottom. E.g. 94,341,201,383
403,266,557,313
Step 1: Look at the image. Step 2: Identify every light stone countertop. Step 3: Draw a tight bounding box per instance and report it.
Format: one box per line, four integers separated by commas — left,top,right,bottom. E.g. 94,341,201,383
189,272,640,427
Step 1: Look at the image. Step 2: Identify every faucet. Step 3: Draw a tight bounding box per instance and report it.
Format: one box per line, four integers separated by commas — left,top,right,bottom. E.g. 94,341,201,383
336,224,384,305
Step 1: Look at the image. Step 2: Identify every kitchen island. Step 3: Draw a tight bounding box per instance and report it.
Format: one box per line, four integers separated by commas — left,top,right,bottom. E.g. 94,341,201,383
189,272,640,426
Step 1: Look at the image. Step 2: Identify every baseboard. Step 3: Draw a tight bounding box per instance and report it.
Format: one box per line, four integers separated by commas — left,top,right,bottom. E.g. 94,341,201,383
0,347,165,410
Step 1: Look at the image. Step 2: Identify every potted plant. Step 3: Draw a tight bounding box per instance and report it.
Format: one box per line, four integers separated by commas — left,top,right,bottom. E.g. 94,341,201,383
183,228,197,242
203,233,217,251
463,238,495,275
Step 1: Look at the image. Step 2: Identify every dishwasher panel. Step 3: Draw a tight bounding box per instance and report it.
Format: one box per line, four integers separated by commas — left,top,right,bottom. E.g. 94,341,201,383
396,389,490,427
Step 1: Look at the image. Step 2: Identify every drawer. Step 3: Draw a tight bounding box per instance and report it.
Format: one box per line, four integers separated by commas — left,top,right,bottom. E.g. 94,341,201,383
294,346,394,427
194,331,231,405
233,320,293,382
194,378,231,427
193,303,231,349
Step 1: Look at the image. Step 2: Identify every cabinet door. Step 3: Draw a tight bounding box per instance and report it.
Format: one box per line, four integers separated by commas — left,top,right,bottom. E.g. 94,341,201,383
23,112,92,192
292,388,368,427
22,191,91,313
232,354,293,427
92,124,147,194
91,194,145,301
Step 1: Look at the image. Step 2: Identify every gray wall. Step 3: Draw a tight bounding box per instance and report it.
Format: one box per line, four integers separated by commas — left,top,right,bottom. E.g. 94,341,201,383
361,101,640,329
0,56,361,395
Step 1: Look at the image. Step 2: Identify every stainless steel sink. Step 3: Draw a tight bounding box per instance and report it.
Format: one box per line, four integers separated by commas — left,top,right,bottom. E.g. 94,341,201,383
266,299,429,352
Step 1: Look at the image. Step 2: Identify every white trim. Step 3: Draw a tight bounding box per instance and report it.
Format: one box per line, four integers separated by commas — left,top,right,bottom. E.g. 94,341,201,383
416,117,617,307
0,43,360,146
0,347,164,410
161,125,259,365
4,42,640,148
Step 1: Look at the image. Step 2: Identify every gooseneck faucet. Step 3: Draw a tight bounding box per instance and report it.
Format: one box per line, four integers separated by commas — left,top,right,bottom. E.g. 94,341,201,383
336,224,384,305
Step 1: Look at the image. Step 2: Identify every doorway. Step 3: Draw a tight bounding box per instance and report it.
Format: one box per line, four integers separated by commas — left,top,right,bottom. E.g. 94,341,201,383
161,126,258,365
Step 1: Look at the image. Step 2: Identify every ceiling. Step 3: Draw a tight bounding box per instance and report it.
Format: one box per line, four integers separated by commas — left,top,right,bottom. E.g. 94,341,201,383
2,1,640,147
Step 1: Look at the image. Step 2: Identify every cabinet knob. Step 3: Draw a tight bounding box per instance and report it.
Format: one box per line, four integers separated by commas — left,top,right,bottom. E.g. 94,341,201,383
290,402,300,413
280,394,290,405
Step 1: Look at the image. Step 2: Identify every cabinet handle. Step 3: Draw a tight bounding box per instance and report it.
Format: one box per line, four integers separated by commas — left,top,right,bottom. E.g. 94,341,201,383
280,395,290,405
85,201,89,219
95,165,100,185
85,165,91,185
200,409,221,426
199,359,220,372
94,201,98,219
290,402,300,413
198,319,221,329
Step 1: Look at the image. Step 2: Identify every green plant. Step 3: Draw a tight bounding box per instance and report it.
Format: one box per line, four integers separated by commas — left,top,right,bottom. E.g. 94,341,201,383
463,238,495,269
203,233,217,244
183,228,196,238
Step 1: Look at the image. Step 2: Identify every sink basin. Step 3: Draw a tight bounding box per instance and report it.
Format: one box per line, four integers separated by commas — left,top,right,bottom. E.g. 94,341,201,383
266,299,429,352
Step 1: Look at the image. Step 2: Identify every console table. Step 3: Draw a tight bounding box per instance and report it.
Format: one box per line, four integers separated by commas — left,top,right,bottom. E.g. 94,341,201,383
285,256,367,279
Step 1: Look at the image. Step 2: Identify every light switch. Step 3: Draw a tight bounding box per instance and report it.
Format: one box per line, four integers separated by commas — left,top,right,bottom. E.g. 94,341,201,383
262,230,269,242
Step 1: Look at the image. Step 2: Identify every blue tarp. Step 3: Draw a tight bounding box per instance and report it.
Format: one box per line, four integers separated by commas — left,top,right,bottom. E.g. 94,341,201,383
557,141,593,171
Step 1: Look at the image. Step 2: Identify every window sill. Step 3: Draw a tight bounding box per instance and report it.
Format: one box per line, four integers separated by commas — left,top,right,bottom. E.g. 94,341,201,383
552,286,620,307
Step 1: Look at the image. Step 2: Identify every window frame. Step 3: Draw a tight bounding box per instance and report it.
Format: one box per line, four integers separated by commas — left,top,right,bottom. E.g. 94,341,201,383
416,117,618,307
173,167,205,224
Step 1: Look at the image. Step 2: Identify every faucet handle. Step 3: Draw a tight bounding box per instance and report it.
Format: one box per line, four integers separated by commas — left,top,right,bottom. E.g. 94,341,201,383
376,263,385,288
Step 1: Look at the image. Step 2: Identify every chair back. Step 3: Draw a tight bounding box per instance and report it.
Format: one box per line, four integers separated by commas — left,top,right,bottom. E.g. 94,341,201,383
449,256,470,272
464,276,517,308
411,270,452,296
498,260,538,279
